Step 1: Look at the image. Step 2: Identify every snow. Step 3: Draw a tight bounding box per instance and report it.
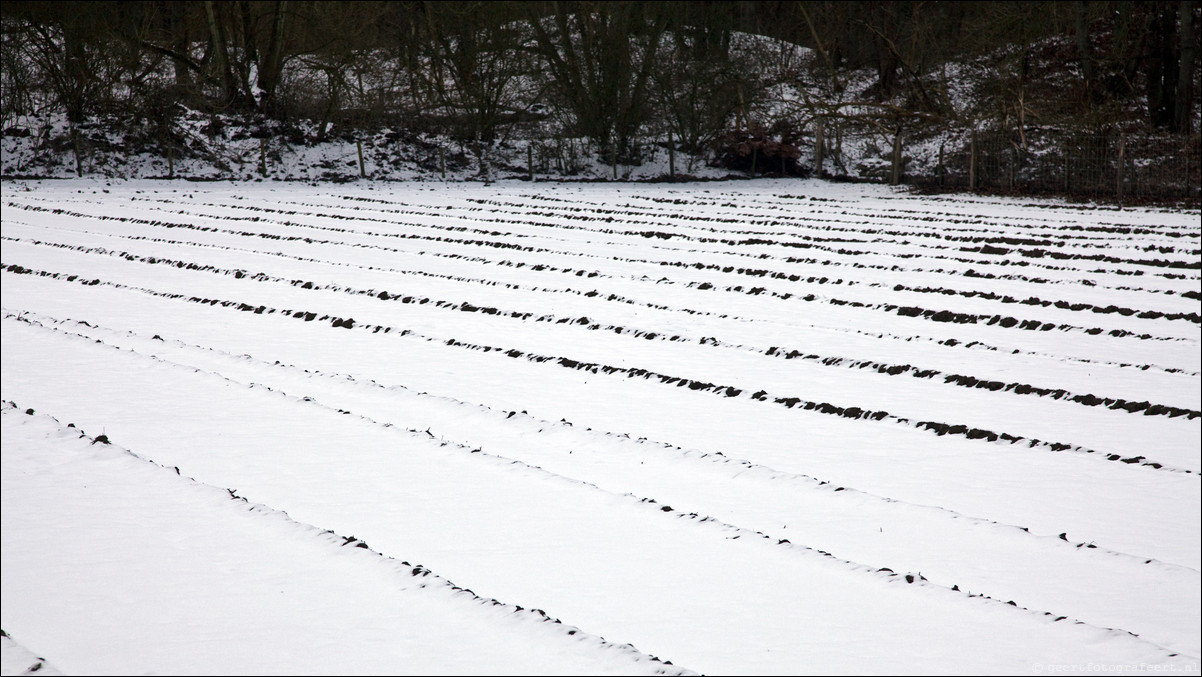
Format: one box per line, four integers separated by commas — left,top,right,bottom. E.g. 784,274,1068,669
2,177,1199,675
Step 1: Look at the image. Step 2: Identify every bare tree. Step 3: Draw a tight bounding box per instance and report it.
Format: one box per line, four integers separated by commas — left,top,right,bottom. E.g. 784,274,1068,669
9,2,114,124
420,1,533,142
651,6,751,169
529,1,670,161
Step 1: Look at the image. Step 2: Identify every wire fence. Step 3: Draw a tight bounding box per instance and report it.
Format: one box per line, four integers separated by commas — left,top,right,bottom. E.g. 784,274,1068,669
921,129,1201,202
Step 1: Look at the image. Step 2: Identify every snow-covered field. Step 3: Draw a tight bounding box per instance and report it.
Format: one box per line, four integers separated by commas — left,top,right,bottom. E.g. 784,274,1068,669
2,177,1199,676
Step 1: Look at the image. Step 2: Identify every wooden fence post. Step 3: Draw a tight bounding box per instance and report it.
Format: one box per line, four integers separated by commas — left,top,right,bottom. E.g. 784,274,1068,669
1008,142,1015,191
668,129,675,178
259,138,267,177
938,143,945,186
890,126,902,185
814,117,824,177
528,145,534,182
357,139,365,178
440,146,446,179
168,146,175,179
72,128,82,177
1116,134,1125,205
1067,135,1076,193
478,132,492,185
968,131,977,191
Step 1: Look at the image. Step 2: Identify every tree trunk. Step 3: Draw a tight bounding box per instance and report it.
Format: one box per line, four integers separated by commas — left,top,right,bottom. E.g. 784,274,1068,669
890,127,902,185
204,1,240,108
72,127,82,176
257,1,289,117
1160,5,1181,128
814,117,824,177
668,129,675,178
1150,4,1180,128
1074,1,1095,100
1175,0,1197,134
1148,15,1167,125
869,1,900,100
58,17,89,125
170,2,191,88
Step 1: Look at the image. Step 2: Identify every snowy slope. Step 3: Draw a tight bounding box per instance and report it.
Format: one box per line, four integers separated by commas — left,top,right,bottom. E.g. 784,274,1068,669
2,178,1199,675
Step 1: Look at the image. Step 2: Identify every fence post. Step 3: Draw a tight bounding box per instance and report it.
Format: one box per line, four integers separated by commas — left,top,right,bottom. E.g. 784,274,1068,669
440,146,446,179
1182,137,1192,198
968,131,976,192
72,128,82,177
891,126,903,185
814,117,824,177
668,129,675,178
528,145,534,182
937,143,944,186
1008,142,1015,191
1064,137,1071,194
259,138,267,177
1116,134,1125,205
357,139,365,178
168,146,175,179
476,131,492,185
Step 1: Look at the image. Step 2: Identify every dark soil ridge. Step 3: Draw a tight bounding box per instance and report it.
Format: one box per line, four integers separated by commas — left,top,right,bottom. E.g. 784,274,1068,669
4,397,1137,650
12,314,1153,563
8,201,1195,337
279,198,1202,294
468,193,1200,244
513,190,1202,239
668,263,1200,324
21,195,1196,297
106,321,1202,569
19,308,1201,578
11,226,1202,375
15,213,1199,371
14,194,1194,306
5,243,1198,419
0,400,693,675
461,192,1199,247
465,195,1201,259
359,197,1202,276
3,264,1194,476
40,194,1196,288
